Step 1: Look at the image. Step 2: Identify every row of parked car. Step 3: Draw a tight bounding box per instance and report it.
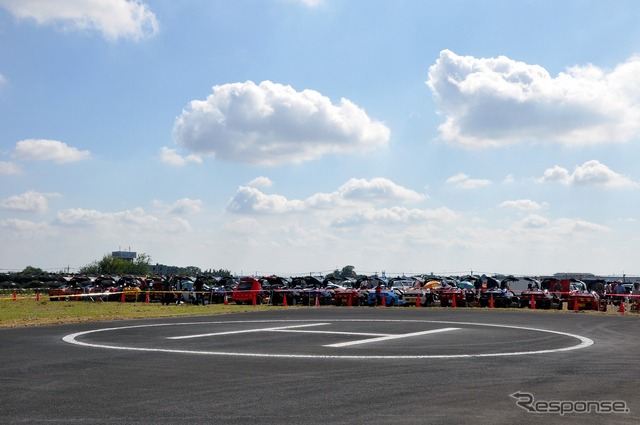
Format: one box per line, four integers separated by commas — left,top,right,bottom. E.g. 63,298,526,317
47,274,638,312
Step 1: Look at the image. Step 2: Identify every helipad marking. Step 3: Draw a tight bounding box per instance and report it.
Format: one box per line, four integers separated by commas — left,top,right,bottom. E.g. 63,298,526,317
167,322,331,340
62,319,595,359
324,327,460,348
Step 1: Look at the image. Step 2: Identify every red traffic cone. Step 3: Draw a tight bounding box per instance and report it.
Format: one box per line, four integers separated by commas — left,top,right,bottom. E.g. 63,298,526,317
282,292,288,306
223,294,229,305
416,295,421,308
13,290,17,301
530,295,536,310
252,292,257,306
619,299,625,314
347,293,353,307
381,294,386,307
574,298,579,312
35,291,40,302
452,295,457,308
315,294,320,306
489,294,495,308
145,292,150,303
121,292,126,303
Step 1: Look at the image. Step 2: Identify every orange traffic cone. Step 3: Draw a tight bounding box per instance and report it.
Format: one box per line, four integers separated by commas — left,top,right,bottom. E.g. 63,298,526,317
530,295,536,310
223,294,229,305
574,298,579,312
252,292,257,306
347,293,352,307
145,292,150,303
282,292,288,306
315,295,320,306
13,290,17,301
489,294,495,308
619,299,625,314
381,294,386,307
121,292,125,303
416,295,420,308
35,291,40,302
452,295,457,308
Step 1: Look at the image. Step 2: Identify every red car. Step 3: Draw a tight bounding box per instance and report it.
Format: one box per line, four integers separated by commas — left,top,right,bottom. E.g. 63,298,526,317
231,277,265,305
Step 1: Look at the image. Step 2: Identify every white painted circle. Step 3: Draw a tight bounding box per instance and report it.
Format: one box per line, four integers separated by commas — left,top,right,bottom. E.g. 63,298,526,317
62,319,594,359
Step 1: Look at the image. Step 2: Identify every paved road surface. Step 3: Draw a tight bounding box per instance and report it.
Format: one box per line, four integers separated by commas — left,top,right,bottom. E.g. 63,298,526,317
1,308,638,424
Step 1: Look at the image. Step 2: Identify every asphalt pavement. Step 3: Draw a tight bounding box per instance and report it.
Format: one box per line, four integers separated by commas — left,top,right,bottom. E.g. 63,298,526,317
1,307,638,424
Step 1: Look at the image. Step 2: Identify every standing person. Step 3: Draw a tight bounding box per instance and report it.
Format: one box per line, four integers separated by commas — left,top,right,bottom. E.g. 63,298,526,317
162,276,172,305
194,277,204,305
630,283,640,311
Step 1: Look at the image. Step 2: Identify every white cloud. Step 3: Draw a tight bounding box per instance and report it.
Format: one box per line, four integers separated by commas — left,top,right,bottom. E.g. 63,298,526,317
12,139,91,163
446,173,491,189
227,177,425,214
0,0,159,41
538,160,638,188
56,207,191,232
247,176,274,188
0,161,21,175
158,147,202,166
0,191,58,213
331,206,460,227
172,80,390,166
227,187,305,214
427,50,640,148
498,199,544,211
167,198,202,215
0,218,56,238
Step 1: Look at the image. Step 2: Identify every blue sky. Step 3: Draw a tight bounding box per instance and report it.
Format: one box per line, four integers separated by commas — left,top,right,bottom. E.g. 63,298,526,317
1,0,640,277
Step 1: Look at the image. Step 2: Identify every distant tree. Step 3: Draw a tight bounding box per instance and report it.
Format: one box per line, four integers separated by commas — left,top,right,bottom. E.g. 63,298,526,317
339,265,356,279
79,253,151,275
204,268,232,277
19,266,45,276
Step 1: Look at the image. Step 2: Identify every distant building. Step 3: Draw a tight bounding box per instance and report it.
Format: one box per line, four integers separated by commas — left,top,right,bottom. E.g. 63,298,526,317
111,251,137,262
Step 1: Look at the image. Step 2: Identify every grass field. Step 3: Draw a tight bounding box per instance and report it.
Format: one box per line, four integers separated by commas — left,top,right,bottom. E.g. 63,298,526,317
0,298,278,328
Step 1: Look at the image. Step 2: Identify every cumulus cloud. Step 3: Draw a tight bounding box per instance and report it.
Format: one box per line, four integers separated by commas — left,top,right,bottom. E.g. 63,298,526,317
12,139,91,163
427,50,640,148
0,161,21,175
56,207,191,232
247,176,274,188
0,191,58,213
172,80,390,166
167,198,203,215
158,147,202,166
446,173,491,189
0,218,56,238
227,177,425,214
498,199,545,211
331,206,459,227
538,160,638,188
0,0,159,41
